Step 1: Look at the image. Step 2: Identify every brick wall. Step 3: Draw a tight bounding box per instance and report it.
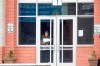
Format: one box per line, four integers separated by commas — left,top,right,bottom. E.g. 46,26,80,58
6,0,36,63
94,0,100,58
94,35,100,58
76,46,93,66
94,0,100,24
14,46,36,63
6,0,16,57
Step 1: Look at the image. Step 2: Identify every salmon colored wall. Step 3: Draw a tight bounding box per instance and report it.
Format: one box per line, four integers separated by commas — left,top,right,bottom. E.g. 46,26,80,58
14,46,36,63
94,35,100,58
5,0,36,63
0,47,3,63
94,0,100,24
94,0,100,59
76,46,93,66
6,0,16,57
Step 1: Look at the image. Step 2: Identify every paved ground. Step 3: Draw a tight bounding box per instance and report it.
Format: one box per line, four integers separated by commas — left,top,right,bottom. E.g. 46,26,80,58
0,65,50,66
0,64,50,66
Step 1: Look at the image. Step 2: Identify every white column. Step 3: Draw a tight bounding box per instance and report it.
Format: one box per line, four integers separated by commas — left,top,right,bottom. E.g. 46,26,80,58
53,0,57,5
0,0,5,46
58,0,62,5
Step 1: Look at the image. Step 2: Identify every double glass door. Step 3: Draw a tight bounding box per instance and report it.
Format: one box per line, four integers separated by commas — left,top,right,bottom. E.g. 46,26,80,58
37,16,77,66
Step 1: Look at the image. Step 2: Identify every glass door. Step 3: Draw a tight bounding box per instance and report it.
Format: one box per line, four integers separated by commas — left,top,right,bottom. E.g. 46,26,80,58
57,16,77,66
37,16,56,66
37,16,76,66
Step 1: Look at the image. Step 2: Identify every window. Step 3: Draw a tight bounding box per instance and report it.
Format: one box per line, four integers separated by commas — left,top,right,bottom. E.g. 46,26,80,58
18,3,36,45
19,17,36,45
38,3,76,15
77,3,94,45
19,3,36,16
78,3,94,15
78,17,94,44
62,3,76,15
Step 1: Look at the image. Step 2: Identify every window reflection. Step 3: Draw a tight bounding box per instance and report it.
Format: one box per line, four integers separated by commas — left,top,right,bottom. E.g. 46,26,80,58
19,17,36,45
19,3,36,16
63,20,73,45
78,17,94,44
62,3,76,15
78,3,94,15
41,20,50,45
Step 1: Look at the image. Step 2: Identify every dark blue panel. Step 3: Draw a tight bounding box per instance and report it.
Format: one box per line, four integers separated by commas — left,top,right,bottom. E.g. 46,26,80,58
19,3,36,16
38,4,62,15
41,20,50,22
19,3,62,16
19,17,36,22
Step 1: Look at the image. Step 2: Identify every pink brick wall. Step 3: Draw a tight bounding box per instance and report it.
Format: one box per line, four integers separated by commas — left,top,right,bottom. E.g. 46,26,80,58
94,35,100,58
94,0,100,59
6,0,16,57
0,46,3,63
76,46,93,66
5,0,36,63
14,46,36,63
94,0,100,24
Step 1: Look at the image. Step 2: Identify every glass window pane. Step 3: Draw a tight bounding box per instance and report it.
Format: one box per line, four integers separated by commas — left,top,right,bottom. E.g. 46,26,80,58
62,3,76,15
60,50,62,63
19,17,36,45
78,3,94,15
63,20,73,45
51,20,54,45
40,20,50,45
60,19,62,45
78,17,94,44
38,4,61,15
40,50,50,63
38,3,76,15
51,50,53,63
63,50,73,63
19,3,36,16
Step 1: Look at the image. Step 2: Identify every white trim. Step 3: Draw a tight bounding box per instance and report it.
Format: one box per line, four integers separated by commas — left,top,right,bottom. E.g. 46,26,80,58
62,0,76,3
36,17,56,66
38,0,52,3
77,15,94,17
18,0,36,3
77,45,94,47
0,0,5,46
52,0,57,5
37,16,77,66
78,0,94,3
57,16,77,66
19,16,36,17
3,0,6,47
17,1,37,46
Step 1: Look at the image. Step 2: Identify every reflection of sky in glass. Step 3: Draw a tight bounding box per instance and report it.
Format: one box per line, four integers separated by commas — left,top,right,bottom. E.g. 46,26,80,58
19,3,62,16
19,17,36,45
79,3,94,15
19,3,36,16
19,17,36,22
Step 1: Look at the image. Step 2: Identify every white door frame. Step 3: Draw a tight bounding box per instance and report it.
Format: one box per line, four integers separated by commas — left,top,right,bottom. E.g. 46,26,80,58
36,16,77,66
57,16,77,66
36,16,57,66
